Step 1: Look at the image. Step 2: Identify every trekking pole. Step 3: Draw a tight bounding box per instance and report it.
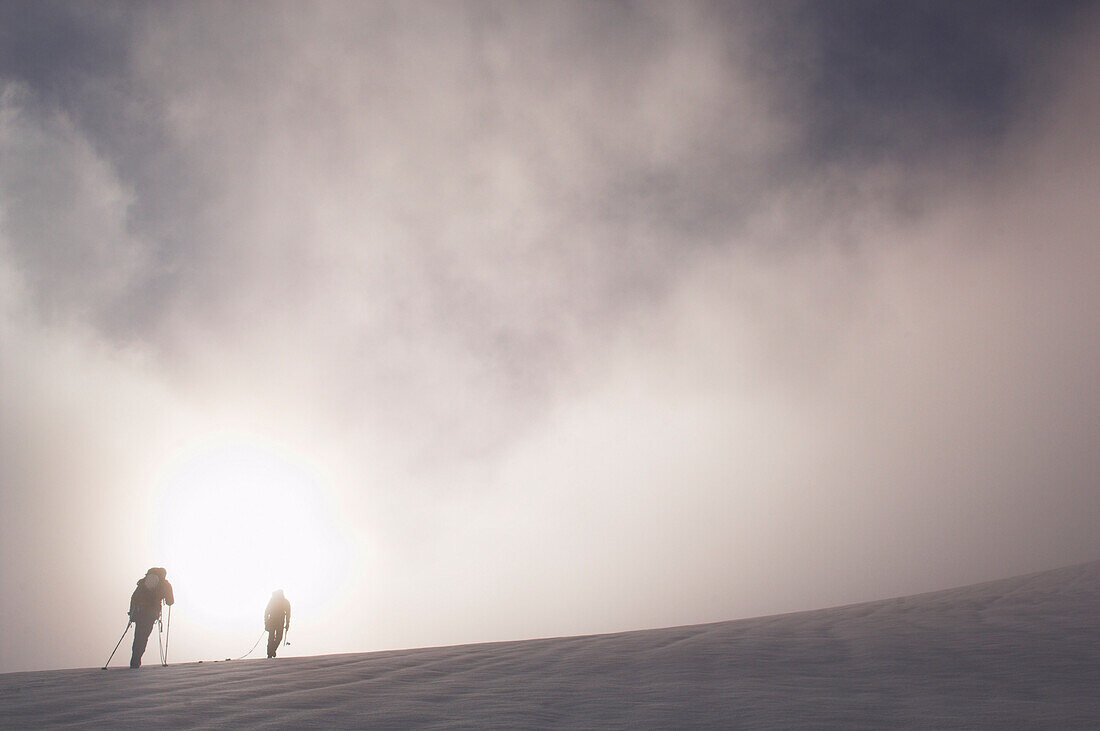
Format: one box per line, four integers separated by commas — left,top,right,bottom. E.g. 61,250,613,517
102,621,133,669
164,604,172,664
157,614,165,666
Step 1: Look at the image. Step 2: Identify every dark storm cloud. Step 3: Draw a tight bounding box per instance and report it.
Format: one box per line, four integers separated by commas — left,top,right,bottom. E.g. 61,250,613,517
0,2,183,339
0,1,159,200
0,1,129,94
755,0,1094,164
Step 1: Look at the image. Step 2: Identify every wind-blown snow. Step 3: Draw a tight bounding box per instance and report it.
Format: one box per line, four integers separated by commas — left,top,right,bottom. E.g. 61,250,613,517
2,561,1098,728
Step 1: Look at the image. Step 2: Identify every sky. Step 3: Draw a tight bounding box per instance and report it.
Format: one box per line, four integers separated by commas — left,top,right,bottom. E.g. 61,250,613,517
1,1,1098,673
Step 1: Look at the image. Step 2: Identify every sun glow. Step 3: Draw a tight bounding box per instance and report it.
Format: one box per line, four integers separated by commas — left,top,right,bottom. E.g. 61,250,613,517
150,438,351,653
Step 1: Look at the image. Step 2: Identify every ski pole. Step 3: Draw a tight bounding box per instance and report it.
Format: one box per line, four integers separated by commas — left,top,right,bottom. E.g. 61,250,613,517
102,621,133,669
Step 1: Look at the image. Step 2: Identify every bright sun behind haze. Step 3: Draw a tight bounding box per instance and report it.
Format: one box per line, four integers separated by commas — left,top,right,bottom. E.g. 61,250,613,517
148,438,351,655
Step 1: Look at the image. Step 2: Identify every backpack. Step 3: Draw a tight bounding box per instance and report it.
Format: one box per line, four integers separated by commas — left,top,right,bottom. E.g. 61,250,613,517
132,567,167,611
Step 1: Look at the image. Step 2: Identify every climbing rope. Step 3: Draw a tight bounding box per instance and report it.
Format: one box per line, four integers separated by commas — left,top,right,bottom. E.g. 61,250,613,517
237,631,267,660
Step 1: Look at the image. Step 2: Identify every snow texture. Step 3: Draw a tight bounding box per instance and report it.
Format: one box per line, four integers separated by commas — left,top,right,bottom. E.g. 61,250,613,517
1,561,1098,728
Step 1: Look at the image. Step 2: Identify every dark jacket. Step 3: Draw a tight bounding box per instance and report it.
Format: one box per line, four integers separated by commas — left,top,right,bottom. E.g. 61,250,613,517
129,567,174,621
265,591,291,631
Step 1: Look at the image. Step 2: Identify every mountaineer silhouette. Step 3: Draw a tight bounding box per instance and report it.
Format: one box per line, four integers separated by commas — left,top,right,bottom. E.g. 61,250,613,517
128,567,174,668
265,589,291,658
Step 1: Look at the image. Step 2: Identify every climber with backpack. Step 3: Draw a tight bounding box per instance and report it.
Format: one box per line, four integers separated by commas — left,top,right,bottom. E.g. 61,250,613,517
128,567,174,668
265,589,291,658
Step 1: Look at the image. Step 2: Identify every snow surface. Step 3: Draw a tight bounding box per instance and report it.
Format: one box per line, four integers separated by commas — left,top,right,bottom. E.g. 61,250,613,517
2,561,1098,728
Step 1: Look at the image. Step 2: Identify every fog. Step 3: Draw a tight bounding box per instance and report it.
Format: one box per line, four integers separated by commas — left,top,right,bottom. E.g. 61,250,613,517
2,1,1098,672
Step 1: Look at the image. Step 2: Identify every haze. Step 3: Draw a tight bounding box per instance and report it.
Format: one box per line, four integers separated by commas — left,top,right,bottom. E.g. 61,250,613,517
2,1,1099,673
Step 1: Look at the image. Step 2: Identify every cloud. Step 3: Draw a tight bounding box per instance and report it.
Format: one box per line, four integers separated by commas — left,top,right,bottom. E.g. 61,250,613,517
77,2,791,466
367,15,1100,641
0,83,150,327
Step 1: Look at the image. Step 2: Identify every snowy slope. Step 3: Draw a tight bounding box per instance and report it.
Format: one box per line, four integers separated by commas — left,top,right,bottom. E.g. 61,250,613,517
2,561,1098,728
